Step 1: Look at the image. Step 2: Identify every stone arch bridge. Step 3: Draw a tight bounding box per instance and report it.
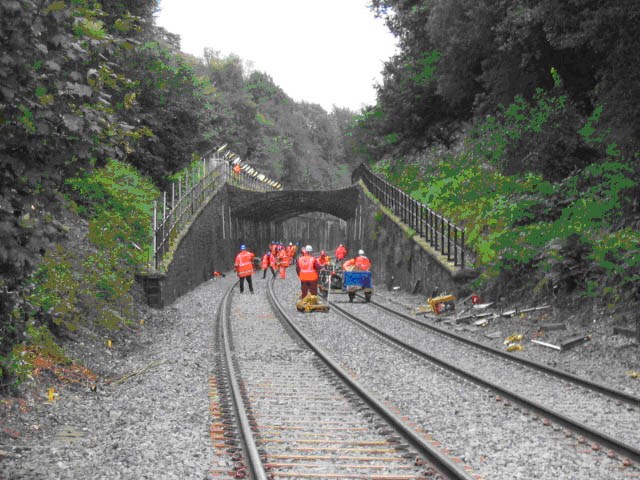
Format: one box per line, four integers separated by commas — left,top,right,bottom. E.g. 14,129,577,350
138,169,470,308
226,184,360,222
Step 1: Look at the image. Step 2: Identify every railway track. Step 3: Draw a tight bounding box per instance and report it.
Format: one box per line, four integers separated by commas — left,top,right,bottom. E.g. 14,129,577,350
364,295,640,404
270,277,639,479
212,280,474,479
330,294,640,460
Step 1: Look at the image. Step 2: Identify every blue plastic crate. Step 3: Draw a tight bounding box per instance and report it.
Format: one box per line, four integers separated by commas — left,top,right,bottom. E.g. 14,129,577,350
342,271,372,289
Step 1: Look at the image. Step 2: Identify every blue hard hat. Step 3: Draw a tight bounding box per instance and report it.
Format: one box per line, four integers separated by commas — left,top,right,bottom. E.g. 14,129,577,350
240,244,246,250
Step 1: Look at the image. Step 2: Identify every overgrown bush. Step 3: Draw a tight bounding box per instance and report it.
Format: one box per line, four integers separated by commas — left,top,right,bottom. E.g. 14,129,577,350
0,160,159,390
375,91,640,303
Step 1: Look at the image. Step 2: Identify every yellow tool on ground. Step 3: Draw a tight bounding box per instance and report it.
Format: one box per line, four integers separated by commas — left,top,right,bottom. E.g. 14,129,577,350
503,333,524,344
296,294,329,313
427,294,456,314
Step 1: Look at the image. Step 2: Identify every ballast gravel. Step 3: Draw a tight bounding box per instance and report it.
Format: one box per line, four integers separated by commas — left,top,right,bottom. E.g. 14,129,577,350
332,300,640,448
271,278,638,480
1,272,638,479
0,276,236,480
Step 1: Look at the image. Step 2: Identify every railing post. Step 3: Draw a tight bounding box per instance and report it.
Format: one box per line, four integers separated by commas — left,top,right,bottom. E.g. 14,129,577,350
152,200,157,269
447,222,452,261
461,229,465,268
454,227,459,265
162,191,167,261
440,215,445,255
178,176,183,233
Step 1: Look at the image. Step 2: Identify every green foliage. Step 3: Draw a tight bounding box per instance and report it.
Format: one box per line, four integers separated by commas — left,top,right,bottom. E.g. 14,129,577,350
409,50,440,86
66,159,158,266
578,106,605,145
363,0,640,161
1,321,71,387
24,160,159,347
470,88,569,174
374,74,639,299
28,246,82,331
1,347,33,387
73,18,106,39
24,323,67,362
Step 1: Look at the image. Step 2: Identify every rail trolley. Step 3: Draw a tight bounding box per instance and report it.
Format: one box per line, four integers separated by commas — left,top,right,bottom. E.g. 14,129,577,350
319,265,373,303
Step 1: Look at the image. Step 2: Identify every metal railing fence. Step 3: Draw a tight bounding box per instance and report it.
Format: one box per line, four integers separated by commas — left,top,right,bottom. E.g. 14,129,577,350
353,163,466,268
151,154,279,270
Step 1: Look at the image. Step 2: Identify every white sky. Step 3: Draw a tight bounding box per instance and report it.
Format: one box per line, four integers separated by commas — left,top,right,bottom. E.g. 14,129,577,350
154,0,397,112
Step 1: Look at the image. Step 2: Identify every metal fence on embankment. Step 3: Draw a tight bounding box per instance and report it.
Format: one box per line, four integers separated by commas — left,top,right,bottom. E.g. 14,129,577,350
151,154,281,270
353,163,466,268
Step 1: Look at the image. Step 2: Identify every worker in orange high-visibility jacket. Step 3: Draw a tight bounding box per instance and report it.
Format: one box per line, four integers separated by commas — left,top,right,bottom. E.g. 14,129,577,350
317,250,331,267
234,244,255,293
343,249,371,272
286,242,295,259
261,250,276,279
296,245,322,298
277,245,290,279
334,244,347,265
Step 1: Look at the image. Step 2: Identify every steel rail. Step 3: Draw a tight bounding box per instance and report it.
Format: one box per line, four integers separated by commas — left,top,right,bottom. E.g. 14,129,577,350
266,279,475,480
330,299,640,464
366,296,640,407
218,282,268,480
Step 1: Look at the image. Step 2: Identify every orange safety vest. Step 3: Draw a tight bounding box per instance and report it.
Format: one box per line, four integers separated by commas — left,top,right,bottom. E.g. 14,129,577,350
277,249,290,267
297,254,319,281
233,164,241,175
317,254,330,266
261,253,273,269
235,250,255,277
335,245,347,260
355,255,371,271
343,258,355,269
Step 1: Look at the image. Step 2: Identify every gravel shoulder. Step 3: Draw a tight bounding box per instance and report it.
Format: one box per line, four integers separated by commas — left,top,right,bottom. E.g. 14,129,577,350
0,276,235,480
372,288,640,397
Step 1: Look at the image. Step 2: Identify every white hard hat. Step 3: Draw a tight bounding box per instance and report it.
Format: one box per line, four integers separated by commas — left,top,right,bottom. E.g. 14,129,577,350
305,245,313,252
358,249,365,255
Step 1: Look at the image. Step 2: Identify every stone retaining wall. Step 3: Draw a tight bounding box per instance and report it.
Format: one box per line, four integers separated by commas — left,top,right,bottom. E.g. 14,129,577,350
137,186,273,307
349,181,476,298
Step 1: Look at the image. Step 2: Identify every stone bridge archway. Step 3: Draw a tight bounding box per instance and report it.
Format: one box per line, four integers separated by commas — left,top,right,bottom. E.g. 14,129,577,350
225,184,359,222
